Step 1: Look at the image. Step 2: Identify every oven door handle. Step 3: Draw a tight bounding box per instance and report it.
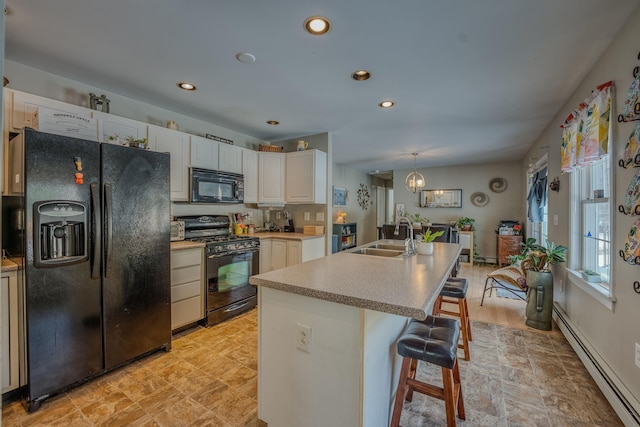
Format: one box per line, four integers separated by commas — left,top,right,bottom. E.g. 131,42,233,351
224,301,249,313
208,249,257,259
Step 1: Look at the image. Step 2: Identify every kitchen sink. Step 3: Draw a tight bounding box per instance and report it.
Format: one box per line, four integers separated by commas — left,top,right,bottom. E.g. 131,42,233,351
349,247,404,257
366,243,405,251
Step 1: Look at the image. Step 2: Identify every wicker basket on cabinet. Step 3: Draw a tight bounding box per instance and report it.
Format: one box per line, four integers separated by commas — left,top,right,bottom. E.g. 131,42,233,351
258,144,284,152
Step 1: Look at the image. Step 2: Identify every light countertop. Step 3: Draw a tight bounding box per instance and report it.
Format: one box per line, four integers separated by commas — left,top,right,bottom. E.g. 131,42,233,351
170,241,206,250
1,258,22,272
250,239,461,320
254,232,325,240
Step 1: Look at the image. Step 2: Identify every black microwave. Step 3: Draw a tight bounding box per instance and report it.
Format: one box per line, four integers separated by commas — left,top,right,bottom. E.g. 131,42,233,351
190,168,244,204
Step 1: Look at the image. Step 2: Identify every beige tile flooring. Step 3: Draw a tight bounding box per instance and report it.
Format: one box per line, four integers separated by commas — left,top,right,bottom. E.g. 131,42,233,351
2,264,623,426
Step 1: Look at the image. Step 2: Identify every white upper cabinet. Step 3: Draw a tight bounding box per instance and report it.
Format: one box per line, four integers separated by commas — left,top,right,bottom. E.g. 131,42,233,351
258,152,285,204
148,125,190,201
285,149,327,204
94,111,148,146
219,143,243,174
10,89,98,141
243,148,258,204
190,135,219,170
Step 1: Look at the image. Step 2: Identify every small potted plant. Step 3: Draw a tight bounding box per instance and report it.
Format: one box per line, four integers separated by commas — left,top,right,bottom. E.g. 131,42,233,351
581,269,601,282
409,213,424,228
416,228,445,255
125,136,148,149
455,217,475,231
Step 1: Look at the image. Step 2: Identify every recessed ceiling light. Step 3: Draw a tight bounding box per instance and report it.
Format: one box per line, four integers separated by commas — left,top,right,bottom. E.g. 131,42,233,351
266,120,280,125
177,82,196,91
379,100,395,108
304,16,331,35
236,52,256,64
351,70,371,81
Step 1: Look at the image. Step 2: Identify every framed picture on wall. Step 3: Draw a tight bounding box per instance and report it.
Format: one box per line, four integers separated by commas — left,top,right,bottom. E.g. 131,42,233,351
394,203,405,222
333,186,347,207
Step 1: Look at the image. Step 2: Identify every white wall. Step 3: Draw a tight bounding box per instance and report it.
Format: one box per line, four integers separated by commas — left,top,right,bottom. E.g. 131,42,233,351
392,162,524,259
522,7,640,403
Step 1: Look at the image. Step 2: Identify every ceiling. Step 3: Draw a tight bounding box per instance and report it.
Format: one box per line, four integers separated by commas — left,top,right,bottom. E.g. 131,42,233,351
4,0,639,173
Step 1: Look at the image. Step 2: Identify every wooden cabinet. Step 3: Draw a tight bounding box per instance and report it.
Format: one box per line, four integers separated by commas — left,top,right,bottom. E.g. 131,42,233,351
2,270,20,393
258,152,286,205
459,231,474,266
497,235,523,267
285,149,327,204
170,247,205,331
94,111,148,146
149,125,190,201
190,135,219,170
333,223,357,252
219,143,243,174
243,148,259,203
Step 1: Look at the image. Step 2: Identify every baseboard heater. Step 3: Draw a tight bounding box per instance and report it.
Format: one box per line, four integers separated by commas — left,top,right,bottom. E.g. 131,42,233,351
553,303,640,426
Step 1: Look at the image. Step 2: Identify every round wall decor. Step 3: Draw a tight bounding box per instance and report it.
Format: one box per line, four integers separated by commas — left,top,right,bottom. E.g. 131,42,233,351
470,192,489,207
357,183,370,209
489,177,507,193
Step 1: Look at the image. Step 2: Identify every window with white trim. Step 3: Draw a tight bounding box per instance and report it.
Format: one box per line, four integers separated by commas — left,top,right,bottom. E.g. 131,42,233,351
570,155,611,291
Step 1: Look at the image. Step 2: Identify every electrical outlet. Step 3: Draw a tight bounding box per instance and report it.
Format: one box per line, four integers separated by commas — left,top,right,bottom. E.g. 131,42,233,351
276,212,281,219
635,343,640,369
316,212,324,221
304,212,310,221
296,323,312,353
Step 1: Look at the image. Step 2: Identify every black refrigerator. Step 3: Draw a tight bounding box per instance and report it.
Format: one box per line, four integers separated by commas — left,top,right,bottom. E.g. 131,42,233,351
22,129,171,411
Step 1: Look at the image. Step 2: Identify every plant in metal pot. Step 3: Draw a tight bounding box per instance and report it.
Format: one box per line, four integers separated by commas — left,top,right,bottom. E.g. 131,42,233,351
520,240,567,331
416,228,445,255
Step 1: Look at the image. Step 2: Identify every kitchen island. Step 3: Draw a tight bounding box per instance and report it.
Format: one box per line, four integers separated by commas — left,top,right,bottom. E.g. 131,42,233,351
249,240,461,427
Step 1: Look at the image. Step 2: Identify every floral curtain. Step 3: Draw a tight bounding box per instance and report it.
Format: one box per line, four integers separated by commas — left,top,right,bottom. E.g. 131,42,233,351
561,81,613,173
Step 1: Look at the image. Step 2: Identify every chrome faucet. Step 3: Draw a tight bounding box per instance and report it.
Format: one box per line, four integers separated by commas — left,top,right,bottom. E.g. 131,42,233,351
394,216,416,256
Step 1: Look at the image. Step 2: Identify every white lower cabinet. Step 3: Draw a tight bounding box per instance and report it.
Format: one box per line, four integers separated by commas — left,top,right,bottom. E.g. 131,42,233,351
267,237,325,271
259,239,272,273
2,270,20,393
170,247,205,330
149,125,190,201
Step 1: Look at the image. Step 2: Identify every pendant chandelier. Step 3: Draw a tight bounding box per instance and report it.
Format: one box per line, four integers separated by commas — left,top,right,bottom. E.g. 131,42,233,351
405,153,425,193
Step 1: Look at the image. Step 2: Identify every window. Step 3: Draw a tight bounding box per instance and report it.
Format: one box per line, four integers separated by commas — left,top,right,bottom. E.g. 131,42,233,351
570,155,611,292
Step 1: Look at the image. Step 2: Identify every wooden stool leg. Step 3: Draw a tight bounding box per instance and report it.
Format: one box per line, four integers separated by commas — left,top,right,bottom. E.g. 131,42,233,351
405,358,418,402
463,297,472,341
432,295,443,316
390,357,412,427
441,366,457,427
453,358,465,420
458,299,470,361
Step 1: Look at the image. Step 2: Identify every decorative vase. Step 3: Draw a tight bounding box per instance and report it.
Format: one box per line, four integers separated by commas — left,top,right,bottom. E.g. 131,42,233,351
525,270,554,331
416,241,433,255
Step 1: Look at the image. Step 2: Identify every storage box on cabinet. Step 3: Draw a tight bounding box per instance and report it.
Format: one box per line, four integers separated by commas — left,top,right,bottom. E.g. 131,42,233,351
170,247,204,331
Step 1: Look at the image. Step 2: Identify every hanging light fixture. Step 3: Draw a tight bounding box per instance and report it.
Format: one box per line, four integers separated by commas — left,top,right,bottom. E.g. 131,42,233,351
405,153,425,193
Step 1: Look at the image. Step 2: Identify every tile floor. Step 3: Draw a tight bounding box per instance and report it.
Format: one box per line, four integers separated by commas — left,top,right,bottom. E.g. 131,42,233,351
2,300,623,426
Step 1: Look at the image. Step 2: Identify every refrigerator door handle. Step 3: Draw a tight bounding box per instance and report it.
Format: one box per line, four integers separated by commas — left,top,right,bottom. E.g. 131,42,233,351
90,183,101,279
104,183,113,278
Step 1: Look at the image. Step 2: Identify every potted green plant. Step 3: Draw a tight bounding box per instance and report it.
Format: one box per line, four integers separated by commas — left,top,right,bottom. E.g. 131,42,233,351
125,136,148,149
581,269,601,282
455,217,475,231
416,228,445,255
409,213,425,228
520,240,567,330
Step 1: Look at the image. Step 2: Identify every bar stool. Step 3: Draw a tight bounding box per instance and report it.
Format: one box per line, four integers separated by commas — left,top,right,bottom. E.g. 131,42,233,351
390,316,465,427
432,277,472,361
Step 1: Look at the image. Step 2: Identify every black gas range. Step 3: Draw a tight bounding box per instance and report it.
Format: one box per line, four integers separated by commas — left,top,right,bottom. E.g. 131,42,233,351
179,215,260,326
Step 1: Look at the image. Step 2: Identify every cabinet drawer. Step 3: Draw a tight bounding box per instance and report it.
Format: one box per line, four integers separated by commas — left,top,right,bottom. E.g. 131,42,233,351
171,280,201,302
171,296,202,329
171,248,202,268
171,264,201,286
501,241,521,250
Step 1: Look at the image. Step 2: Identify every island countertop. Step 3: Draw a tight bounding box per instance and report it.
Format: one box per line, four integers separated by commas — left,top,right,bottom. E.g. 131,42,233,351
250,239,461,320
